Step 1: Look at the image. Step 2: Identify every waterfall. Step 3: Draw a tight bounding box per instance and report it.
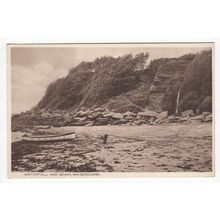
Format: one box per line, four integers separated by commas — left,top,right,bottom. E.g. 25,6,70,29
175,89,180,115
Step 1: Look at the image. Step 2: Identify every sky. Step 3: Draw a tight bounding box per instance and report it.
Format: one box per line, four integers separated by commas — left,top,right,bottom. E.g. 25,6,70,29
11,44,211,114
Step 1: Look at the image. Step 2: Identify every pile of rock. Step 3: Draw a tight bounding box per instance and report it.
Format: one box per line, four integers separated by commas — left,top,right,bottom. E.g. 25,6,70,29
166,110,212,124
188,111,212,123
63,108,212,126
63,108,168,126
12,108,213,132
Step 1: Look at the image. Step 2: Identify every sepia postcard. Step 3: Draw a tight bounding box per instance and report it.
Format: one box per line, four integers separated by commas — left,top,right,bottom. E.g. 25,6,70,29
7,43,214,178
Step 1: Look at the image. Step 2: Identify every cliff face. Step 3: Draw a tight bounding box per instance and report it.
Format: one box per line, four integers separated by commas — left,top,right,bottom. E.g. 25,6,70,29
148,55,195,113
34,50,212,114
147,51,212,114
36,53,153,113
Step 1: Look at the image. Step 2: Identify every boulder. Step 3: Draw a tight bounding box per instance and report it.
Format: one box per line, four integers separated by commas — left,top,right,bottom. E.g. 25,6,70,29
154,118,161,123
133,120,143,125
149,117,156,123
65,117,86,125
113,119,127,125
87,112,101,120
73,117,87,122
118,118,126,124
124,116,135,121
102,113,113,118
153,118,165,124
182,110,195,118
94,107,105,112
201,112,211,117
154,118,166,124
85,121,94,126
74,111,86,117
137,111,159,118
158,111,168,120
179,117,190,123
111,113,124,120
203,114,212,122
71,121,86,126
149,121,156,125
167,115,181,123
135,115,142,120
94,118,110,125
123,111,136,117
190,115,204,122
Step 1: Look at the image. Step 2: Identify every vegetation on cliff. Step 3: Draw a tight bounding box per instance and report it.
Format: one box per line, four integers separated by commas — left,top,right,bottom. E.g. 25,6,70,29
27,50,213,115
36,53,150,113
180,50,212,112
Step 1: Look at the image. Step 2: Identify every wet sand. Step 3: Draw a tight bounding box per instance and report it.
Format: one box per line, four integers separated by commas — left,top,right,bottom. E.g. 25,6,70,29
11,123,212,172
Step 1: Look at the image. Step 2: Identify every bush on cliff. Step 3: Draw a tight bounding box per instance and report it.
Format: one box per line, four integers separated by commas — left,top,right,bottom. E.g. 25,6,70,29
180,50,212,112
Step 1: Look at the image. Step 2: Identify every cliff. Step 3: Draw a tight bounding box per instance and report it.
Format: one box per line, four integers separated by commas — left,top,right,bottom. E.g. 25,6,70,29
148,54,196,113
35,53,152,113
34,50,212,114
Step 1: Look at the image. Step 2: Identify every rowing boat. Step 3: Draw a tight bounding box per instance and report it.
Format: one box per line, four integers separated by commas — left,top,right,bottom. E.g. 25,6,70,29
22,132,76,142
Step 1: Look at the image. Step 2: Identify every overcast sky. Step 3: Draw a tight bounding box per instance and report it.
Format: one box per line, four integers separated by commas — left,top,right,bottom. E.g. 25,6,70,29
11,45,211,114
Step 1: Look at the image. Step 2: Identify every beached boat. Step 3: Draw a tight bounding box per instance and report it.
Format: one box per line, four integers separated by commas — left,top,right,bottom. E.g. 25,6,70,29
34,125,51,129
22,132,76,142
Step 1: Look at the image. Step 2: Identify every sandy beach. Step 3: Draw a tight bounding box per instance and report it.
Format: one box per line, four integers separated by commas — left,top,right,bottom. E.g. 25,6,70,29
11,123,212,172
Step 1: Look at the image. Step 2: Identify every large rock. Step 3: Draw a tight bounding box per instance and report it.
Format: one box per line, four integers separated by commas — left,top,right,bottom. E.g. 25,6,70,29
158,111,168,120
203,114,212,122
119,118,127,124
75,110,91,117
179,117,190,123
113,118,127,125
124,116,135,121
65,117,87,126
137,111,159,118
182,110,195,118
111,113,124,120
70,121,86,126
85,121,94,126
73,117,87,122
94,107,105,112
190,115,204,122
149,117,156,123
94,118,110,125
87,112,101,120
167,115,180,123
133,120,143,125
201,112,211,117
135,115,142,120
102,113,113,118
123,111,136,117
154,118,166,124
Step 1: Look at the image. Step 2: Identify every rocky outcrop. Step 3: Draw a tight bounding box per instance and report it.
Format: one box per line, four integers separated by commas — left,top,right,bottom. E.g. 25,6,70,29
182,110,195,118
148,59,193,113
203,114,212,122
12,105,213,132
147,51,212,114
137,111,159,118
158,111,168,120
33,50,212,116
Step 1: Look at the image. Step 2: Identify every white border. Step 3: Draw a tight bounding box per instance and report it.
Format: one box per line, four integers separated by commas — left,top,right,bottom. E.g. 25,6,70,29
1,38,219,183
